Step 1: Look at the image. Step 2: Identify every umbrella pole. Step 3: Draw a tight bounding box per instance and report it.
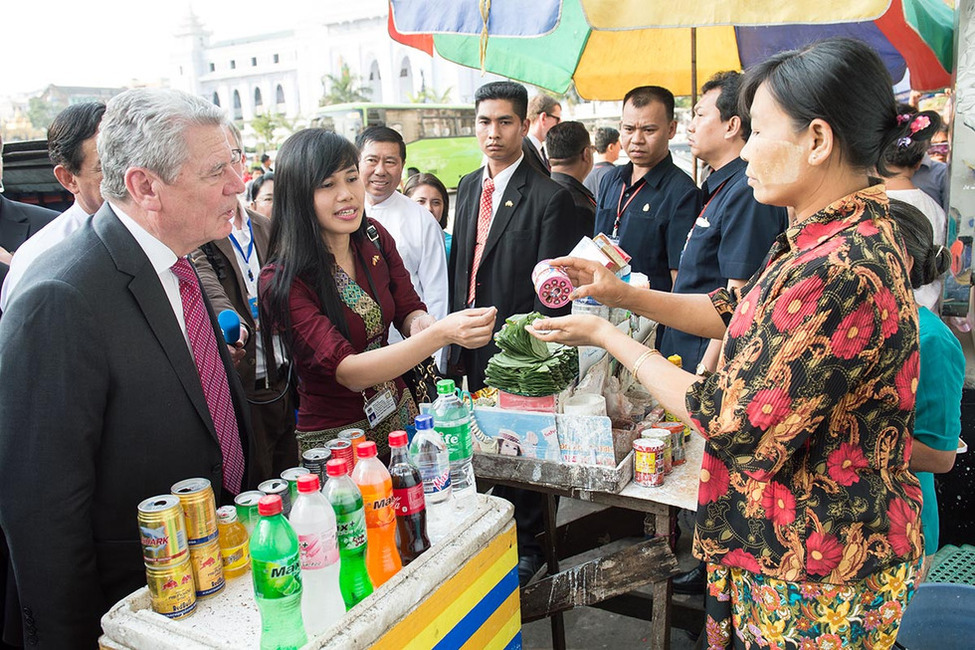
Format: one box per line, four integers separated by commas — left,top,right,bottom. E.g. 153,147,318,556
691,27,699,185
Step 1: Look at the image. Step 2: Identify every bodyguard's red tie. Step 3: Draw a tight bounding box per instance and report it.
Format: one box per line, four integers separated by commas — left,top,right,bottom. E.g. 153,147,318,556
468,176,495,304
171,257,246,494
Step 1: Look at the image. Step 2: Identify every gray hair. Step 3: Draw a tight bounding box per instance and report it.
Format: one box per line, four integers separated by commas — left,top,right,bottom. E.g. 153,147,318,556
98,88,227,201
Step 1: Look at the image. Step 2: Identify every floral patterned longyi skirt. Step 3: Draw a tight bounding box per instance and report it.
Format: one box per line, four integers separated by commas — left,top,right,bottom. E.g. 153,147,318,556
703,559,920,650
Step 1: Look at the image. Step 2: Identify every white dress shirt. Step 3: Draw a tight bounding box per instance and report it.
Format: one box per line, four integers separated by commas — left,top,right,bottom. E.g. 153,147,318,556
366,190,449,341
480,154,524,231
1,201,93,310
111,202,192,352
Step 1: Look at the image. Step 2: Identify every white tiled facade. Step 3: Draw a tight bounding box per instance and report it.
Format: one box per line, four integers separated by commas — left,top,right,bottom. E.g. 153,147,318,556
169,2,494,123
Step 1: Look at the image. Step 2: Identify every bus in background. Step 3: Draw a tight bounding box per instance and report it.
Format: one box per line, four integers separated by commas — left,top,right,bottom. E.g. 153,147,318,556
311,103,481,189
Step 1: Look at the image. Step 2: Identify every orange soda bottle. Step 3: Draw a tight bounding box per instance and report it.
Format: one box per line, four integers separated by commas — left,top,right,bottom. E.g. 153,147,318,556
351,441,401,587
216,505,250,579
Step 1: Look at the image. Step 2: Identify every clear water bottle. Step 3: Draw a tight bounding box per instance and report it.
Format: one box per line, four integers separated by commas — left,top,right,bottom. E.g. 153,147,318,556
408,414,452,506
431,379,476,498
289,474,345,636
250,495,307,650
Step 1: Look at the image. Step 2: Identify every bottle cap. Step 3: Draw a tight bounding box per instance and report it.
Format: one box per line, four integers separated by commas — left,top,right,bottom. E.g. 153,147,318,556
415,414,434,430
297,473,320,493
257,494,282,516
326,458,348,477
216,505,238,524
436,379,455,395
388,430,408,447
356,441,378,458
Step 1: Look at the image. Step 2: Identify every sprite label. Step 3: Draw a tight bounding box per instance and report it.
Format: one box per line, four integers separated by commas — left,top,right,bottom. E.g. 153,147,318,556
437,422,472,462
252,555,302,600
335,510,367,552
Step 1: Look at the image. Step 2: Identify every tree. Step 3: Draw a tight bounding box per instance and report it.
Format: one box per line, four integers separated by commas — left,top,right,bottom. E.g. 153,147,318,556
250,112,293,151
408,86,453,104
320,63,372,106
27,97,61,131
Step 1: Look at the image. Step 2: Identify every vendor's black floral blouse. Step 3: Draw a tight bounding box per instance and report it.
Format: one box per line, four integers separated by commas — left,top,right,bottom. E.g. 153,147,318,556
686,185,923,584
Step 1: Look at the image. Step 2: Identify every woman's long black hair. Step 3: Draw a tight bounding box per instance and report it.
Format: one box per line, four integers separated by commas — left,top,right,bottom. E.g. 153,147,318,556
259,128,368,359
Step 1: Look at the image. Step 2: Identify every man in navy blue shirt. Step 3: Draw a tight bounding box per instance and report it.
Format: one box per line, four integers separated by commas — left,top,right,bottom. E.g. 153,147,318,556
660,72,788,374
594,86,699,299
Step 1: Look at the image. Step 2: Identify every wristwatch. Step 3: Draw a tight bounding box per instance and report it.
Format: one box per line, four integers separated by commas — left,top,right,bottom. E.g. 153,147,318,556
695,362,713,378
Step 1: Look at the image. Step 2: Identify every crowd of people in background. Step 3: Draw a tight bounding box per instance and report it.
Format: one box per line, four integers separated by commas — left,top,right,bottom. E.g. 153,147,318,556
0,34,964,649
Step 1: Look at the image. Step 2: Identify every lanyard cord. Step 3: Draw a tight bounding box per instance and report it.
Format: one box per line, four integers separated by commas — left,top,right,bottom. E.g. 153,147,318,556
613,176,648,238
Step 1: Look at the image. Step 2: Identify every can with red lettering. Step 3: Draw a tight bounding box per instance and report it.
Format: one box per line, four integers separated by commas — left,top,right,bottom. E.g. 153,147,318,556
339,428,367,466
187,537,225,598
146,556,196,619
137,495,189,567
327,438,355,473
633,438,665,487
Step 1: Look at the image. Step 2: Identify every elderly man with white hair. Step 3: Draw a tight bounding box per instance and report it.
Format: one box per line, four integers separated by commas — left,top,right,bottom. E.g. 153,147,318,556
0,88,263,648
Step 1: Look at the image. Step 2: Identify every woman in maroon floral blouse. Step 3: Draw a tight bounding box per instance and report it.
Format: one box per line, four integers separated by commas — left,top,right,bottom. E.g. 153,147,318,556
531,38,924,648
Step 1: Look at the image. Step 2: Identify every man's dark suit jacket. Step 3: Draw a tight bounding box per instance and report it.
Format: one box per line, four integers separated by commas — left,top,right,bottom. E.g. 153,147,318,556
0,194,57,287
449,160,586,391
0,204,262,648
521,138,550,177
551,171,596,237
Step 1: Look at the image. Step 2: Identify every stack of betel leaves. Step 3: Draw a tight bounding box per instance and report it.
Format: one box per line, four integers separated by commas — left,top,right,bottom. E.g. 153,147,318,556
485,312,578,397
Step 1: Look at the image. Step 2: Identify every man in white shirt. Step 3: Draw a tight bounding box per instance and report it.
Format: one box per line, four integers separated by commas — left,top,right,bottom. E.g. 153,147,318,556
355,126,449,357
0,88,262,647
1,102,106,311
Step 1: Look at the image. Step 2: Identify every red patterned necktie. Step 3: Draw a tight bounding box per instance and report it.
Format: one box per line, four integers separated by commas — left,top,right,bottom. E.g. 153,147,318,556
468,176,495,304
171,257,245,494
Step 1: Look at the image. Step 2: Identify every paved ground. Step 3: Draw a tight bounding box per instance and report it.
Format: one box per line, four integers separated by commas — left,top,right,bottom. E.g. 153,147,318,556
519,499,703,650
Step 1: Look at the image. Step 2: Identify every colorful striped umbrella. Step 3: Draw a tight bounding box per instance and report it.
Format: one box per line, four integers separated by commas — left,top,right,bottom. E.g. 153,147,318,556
389,0,955,98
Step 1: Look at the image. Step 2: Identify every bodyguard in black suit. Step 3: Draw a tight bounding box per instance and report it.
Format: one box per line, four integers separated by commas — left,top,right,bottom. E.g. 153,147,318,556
449,82,587,585
0,194,57,288
0,89,264,648
546,121,598,237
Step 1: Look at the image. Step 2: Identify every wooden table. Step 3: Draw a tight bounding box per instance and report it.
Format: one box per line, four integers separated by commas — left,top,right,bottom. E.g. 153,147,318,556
475,434,703,650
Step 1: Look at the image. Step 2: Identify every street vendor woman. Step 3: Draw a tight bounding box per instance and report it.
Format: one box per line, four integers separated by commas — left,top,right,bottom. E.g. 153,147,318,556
529,38,924,648
259,129,495,457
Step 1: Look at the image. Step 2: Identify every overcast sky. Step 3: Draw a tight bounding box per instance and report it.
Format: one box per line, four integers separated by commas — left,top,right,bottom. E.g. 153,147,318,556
3,1,308,96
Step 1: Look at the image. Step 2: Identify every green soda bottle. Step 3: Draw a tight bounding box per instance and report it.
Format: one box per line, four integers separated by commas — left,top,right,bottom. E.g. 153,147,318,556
322,458,374,609
250,495,307,649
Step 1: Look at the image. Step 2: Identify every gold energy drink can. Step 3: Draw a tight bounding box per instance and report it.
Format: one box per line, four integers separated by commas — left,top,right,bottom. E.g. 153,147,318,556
171,478,218,545
137,495,189,567
188,537,225,598
146,556,197,619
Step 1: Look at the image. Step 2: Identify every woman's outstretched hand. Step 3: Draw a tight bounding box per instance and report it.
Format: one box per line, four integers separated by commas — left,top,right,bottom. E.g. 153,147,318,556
548,256,632,308
527,314,613,348
437,306,498,349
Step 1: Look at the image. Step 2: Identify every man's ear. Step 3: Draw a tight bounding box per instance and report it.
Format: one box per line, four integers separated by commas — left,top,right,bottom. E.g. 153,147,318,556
725,116,743,142
53,165,79,195
125,168,163,212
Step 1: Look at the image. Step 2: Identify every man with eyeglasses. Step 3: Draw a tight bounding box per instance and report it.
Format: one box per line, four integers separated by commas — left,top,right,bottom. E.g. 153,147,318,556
191,125,296,480
0,88,264,647
522,93,561,176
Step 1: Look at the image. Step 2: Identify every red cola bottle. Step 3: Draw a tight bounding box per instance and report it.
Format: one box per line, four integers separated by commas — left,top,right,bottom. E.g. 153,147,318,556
387,430,431,564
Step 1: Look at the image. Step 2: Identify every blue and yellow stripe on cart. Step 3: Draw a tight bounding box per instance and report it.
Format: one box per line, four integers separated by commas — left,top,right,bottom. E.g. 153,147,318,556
372,520,522,650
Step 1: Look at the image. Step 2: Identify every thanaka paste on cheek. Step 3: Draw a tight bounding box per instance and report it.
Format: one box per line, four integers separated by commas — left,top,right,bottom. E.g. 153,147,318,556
746,139,804,186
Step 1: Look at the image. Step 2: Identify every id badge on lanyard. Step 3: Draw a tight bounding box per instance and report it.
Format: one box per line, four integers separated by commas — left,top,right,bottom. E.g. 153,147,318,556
363,388,397,427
